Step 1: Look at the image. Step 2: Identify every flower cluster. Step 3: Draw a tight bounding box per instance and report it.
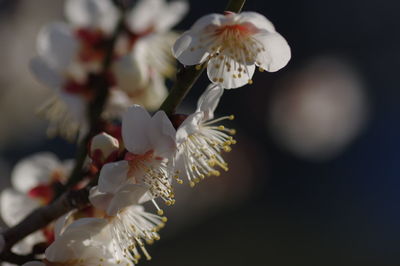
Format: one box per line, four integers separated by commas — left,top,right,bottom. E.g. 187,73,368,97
31,0,188,140
1,1,291,265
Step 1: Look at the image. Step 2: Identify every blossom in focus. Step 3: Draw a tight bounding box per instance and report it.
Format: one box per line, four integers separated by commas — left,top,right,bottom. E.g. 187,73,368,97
34,218,133,266
97,105,176,213
175,84,236,187
90,184,166,262
0,152,73,256
173,11,291,89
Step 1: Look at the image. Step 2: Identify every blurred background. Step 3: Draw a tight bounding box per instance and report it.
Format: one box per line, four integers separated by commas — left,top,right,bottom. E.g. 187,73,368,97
0,0,400,265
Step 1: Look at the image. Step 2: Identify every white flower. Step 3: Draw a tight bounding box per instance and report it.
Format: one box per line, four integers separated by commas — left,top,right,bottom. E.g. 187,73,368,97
173,11,291,89
0,153,73,256
97,105,176,212
44,217,134,265
30,22,89,140
89,185,166,263
175,84,236,187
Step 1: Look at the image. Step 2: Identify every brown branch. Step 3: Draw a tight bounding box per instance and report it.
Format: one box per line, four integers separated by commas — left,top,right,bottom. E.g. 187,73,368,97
0,186,91,264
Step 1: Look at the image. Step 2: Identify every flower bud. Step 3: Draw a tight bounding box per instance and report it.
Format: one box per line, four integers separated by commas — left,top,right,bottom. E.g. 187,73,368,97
90,132,119,165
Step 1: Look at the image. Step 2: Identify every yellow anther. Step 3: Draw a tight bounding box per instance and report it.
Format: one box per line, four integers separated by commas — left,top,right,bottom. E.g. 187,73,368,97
194,177,200,183
229,114,235,120
218,125,225,130
162,216,168,222
165,201,172,206
146,239,154,245
157,209,164,216
177,179,183,184
190,181,195,187
259,67,265,72
223,146,232,152
248,79,253,84
195,65,201,70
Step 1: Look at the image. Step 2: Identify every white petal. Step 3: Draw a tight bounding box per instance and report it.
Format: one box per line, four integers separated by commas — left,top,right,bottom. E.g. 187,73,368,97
89,187,113,212
190,13,224,31
127,0,163,33
255,32,291,72
97,161,129,193
106,184,149,216
36,22,77,71
176,112,203,144
11,152,60,193
45,218,107,262
154,1,189,32
207,57,255,89
122,105,152,154
196,83,224,120
0,189,40,226
11,231,46,256
113,54,148,94
149,111,177,157
135,71,168,110
237,12,276,32
30,57,63,89
65,0,119,33
53,210,75,239
172,32,210,65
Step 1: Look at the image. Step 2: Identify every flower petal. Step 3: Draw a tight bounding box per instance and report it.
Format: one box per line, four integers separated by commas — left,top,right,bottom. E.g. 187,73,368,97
255,32,291,72
154,1,189,32
207,56,255,89
97,161,129,193
11,152,60,193
149,111,177,157
126,0,163,33
172,32,210,66
122,105,152,154
37,22,77,70
196,83,224,120
0,189,40,226
30,57,63,89
176,112,203,144
106,184,149,216
65,0,119,33
237,12,276,32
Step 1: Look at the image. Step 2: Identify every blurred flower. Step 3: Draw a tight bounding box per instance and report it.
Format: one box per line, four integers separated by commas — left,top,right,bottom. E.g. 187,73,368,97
0,152,73,256
175,84,236,187
173,11,290,89
268,57,368,160
113,0,188,110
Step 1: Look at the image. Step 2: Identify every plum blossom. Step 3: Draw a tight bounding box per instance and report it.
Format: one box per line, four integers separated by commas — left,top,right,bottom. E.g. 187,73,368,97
0,152,73,257
175,84,236,187
89,184,166,263
97,105,176,213
173,11,291,89
26,218,134,266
